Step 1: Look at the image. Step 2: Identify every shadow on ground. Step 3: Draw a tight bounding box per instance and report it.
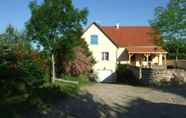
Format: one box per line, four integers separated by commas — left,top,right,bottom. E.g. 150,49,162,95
114,98,186,118
115,80,186,98
151,84,186,98
36,92,186,118
1,84,186,118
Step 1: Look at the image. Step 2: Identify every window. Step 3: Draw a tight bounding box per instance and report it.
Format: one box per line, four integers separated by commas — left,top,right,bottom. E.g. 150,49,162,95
102,52,109,61
90,35,98,45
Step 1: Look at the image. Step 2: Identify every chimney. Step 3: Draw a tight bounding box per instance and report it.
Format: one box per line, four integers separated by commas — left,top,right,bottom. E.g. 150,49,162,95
115,23,120,29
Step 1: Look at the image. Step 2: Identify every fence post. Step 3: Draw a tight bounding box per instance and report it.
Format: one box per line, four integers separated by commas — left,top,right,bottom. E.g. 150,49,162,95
139,67,142,79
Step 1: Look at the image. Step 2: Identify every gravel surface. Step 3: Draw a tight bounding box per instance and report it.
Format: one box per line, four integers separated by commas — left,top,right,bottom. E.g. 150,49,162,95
83,84,186,106
47,84,186,118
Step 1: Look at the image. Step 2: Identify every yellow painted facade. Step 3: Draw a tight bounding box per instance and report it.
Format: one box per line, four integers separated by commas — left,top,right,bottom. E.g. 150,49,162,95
82,23,167,82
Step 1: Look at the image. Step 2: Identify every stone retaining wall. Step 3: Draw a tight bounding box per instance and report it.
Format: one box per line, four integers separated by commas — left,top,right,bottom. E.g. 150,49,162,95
142,68,186,83
167,69,186,81
128,65,186,84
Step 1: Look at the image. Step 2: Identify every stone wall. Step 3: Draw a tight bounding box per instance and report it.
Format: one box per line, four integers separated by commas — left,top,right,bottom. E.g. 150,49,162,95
142,68,170,83
167,69,186,81
128,65,186,84
141,68,186,83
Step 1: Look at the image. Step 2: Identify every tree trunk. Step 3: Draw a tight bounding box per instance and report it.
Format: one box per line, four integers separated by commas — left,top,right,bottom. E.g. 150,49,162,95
51,54,56,83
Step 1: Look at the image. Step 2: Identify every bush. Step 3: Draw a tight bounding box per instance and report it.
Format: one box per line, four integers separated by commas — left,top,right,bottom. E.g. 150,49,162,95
0,41,48,109
116,64,141,85
0,80,79,118
0,41,47,80
56,39,95,77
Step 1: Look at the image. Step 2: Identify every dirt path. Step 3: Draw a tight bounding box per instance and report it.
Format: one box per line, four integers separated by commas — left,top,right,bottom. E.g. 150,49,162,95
48,84,186,118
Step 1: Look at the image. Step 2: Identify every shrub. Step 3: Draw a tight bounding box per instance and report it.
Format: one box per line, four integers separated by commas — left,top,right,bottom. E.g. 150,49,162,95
56,47,94,76
116,64,141,85
56,39,95,77
0,41,48,108
0,80,79,118
0,41,47,80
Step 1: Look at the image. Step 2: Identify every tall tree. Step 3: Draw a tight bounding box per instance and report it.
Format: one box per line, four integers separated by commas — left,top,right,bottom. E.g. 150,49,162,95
0,24,20,42
26,0,88,82
150,0,186,60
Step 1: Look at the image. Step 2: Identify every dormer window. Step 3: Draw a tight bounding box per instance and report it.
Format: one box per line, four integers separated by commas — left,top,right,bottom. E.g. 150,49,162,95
90,35,98,45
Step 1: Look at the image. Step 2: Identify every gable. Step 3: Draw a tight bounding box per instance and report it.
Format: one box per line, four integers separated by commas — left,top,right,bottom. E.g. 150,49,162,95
82,22,160,48
82,23,118,48
82,23,118,72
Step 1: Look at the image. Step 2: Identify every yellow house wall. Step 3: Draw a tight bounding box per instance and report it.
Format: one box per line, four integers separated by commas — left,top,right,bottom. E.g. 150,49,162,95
82,24,165,72
82,24,118,72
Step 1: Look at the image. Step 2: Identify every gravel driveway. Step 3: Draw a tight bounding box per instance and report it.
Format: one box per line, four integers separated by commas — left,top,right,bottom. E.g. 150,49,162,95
48,84,186,118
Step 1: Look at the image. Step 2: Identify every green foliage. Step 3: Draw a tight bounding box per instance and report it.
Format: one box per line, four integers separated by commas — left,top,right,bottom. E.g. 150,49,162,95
0,1,90,115
151,0,186,59
0,24,21,42
116,64,140,85
0,79,79,118
56,47,93,77
27,0,88,80
0,40,46,80
36,81,79,102
79,38,96,64
0,25,51,117
151,0,186,40
163,39,186,59
27,0,88,56
55,36,95,77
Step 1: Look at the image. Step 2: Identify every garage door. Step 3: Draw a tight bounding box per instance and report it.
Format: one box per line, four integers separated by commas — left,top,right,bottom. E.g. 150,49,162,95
96,70,113,82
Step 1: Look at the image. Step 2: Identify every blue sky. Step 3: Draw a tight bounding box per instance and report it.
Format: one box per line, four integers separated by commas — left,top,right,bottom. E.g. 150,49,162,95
0,0,169,33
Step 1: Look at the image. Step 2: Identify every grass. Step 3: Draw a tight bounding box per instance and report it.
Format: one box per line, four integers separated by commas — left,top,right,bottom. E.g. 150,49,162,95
63,75,93,87
0,77,83,118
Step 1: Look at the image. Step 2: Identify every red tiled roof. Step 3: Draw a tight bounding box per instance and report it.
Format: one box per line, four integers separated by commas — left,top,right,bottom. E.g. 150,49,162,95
127,46,167,54
100,26,158,47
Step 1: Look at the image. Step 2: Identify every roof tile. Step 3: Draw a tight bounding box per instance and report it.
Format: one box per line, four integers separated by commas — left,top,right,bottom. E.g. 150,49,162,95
100,26,157,47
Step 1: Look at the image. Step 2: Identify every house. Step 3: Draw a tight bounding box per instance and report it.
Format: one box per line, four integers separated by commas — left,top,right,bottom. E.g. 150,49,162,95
82,22,167,82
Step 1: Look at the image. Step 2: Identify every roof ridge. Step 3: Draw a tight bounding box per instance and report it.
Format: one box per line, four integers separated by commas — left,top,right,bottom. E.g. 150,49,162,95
101,25,151,28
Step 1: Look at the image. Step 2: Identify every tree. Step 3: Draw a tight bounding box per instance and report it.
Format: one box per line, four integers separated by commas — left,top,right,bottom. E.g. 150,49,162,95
0,24,20,42
164,39,186,59
26,0,88,82
150,0,186,60
55,39,95,76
